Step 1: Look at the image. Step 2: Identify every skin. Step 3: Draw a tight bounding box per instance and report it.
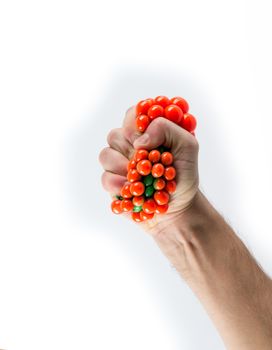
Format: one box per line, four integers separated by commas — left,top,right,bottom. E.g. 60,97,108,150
99,106,272,349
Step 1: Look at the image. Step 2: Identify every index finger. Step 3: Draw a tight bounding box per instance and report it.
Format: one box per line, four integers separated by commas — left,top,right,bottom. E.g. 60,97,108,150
122,105,142,145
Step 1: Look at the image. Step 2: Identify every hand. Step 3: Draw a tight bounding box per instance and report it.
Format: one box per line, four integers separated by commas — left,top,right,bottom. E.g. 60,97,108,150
99,106,200,234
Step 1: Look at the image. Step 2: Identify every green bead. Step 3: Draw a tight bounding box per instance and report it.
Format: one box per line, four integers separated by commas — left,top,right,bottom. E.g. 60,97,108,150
133,205,142,212
115,195,123,200
145,185,155,198
143,174,154,186
157,145,169,153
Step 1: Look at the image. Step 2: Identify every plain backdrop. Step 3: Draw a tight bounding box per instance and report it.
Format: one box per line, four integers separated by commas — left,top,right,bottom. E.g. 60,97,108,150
0,0,272,349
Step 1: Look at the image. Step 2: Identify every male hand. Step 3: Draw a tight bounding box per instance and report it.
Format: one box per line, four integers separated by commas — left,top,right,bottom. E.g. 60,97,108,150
99,106,199,233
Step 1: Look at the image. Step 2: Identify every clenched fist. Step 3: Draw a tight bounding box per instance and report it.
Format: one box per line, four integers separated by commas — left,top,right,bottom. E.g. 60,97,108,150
99,106,199,234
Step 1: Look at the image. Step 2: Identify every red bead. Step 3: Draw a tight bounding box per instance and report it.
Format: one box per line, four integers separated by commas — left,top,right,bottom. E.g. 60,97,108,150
154,96,170,108
142,198,157,214
154,190,169,206
164,166,176,181
127,169,141,183
147,104,164,120
136,99,154,115
132,211,143,222
164,105,184,124
161,152,173,166
181,113,197,132
151,163,165,178
111,200,123,214
166,180,176,194
155,203,169,214
121,199,133,212
136,115,150,132
134,149,149,162
153,178,166,190
136,159,152,176
120,183,133,198
132,196,144,206
140,211,154,221
127,159,137,171
170,97,189,113
130,181,145,196
148,150,161,163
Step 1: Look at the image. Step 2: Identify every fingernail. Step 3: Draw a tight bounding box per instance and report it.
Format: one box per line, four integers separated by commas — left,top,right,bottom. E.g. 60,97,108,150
134,133,149,146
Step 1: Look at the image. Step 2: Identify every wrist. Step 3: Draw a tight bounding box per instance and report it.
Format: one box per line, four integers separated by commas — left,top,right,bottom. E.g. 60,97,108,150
152,189,220,246
168,189,217,237
151,189,234,281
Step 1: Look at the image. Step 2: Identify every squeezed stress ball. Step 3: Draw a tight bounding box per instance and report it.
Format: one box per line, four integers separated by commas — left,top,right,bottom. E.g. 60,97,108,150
111,96,197,222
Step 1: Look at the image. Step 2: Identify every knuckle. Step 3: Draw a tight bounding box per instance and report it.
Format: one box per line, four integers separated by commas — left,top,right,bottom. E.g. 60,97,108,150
186,135,199,153
151,117,167,129
101,171,109,190
190,136,199,151
107,128,119,145
98,147,110,165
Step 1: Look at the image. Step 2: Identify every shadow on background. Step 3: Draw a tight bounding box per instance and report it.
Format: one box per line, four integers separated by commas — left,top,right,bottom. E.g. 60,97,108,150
62,64,240,349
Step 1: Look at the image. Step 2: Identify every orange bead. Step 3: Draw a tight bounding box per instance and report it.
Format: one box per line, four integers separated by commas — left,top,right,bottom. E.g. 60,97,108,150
142,198,157,214
181,113,197,132
161,152,173,166
155,203,169,214
127,169,142,183
134,149,149,162
166,180,177,194
136,159,152,176
132,211,143,222
148,149,161,163
147,104,164,120
164,166,176,181
130,182,145,196
121,199,133,212
152,163,165,178
153,178,166,190
154,190,169,206
165,105,183,124
132,195,145,207
136,115,150,132
140,211,154,221
154,96,170,108
170,97,189,113
111,200,123,214
120,183,133,198
127,159,137,171
136,99,155,115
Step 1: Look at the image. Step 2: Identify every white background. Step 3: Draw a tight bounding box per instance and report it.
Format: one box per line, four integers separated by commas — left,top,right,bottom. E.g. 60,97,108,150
0,0,272,349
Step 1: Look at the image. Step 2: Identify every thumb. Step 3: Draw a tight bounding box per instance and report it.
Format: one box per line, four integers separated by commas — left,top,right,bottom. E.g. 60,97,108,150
133,117,198,159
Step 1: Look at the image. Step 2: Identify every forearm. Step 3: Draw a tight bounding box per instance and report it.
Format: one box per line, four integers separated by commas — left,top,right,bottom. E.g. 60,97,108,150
153,190,272,349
